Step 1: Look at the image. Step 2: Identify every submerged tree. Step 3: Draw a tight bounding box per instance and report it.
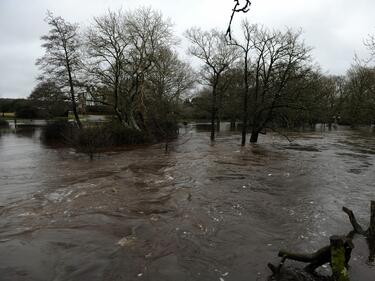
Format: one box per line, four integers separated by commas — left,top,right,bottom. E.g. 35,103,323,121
246,26,312,142
123,7,176,131
185,28,238,141
85,10,129,124
37,12,83,128
228,20,255,145
85,7,189,134
146,47,195,131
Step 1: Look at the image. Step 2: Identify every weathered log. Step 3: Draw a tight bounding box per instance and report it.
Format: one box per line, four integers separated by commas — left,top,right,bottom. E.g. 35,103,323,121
278,237,353,274
343,201,375,237
342,207,366,235
269,201,375,280
278,246,331,272
343,201,375,264
330,236,350,281
267,265,331,281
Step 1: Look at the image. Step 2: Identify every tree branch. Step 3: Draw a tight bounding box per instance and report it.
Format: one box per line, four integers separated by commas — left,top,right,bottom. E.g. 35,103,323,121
226,0,252,40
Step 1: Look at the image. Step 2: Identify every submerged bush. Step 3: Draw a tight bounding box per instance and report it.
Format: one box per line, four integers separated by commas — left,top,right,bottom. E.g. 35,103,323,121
41,119,177,159
76,122,149,159
105,122,149,145
41,119,73,142
146,118,179,141
76,124,111,159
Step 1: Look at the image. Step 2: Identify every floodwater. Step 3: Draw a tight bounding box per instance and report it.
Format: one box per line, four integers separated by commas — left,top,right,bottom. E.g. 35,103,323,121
0,124,374,281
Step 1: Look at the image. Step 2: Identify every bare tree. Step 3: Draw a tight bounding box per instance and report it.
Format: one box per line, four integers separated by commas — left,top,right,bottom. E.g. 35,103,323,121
85,7,178,132
228,20,255,146
365,34,375,59
37,11,83,128
124,7,176,131
185,28,239,141
85,10,129,124
147,48,195,117
247,26,312,142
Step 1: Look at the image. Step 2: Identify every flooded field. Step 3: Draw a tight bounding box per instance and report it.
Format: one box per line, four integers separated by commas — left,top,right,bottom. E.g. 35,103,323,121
0,124,374,281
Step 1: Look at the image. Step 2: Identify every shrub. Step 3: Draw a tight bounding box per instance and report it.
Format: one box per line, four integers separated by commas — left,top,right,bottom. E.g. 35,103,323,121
106,122,149,145
41,120,73,142
147,118,179,141
76,124,111,159
75,122,149,159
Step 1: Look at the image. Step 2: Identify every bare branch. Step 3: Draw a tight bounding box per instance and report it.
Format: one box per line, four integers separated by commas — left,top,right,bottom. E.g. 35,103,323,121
226,0,252,40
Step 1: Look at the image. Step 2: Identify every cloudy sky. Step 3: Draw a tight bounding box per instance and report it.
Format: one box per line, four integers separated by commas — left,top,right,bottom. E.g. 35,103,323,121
0,0,374,98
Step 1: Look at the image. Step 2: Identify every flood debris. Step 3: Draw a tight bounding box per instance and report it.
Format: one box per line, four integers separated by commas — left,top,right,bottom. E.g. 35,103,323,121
342,201,375,238
343,201,375,263
269,235,352,281
266,202,375,280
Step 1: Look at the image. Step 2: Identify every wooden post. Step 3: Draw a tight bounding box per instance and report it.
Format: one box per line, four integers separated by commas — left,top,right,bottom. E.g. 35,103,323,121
330,236,350,281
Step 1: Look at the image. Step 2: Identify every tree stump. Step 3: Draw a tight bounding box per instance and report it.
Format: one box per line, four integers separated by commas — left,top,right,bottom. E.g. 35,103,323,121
330,236,350,281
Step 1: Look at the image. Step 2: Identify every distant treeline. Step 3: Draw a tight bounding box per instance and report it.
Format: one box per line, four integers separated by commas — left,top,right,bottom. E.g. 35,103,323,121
2,6,375,145
0,96,111,119
180,63,375,129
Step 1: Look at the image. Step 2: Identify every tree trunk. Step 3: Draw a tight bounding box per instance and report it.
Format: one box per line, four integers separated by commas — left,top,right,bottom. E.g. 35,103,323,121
369,201,375,237
65,49,82,129
250,128,259,143
210,77,218,142
70,91,82,129
241,53,249,146
115,107,124,125
216,117,221,132
330,236,350,281
128,110,141,131
230,119,236,131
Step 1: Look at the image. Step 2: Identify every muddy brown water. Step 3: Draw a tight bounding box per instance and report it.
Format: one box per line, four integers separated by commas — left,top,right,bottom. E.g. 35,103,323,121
0,124,374,281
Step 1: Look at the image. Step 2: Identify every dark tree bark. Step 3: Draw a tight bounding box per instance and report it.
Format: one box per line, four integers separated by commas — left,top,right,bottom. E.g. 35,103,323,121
250,128,259,143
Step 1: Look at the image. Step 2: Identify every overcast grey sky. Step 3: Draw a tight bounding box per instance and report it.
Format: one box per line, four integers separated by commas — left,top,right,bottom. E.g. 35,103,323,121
0,0,374,98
